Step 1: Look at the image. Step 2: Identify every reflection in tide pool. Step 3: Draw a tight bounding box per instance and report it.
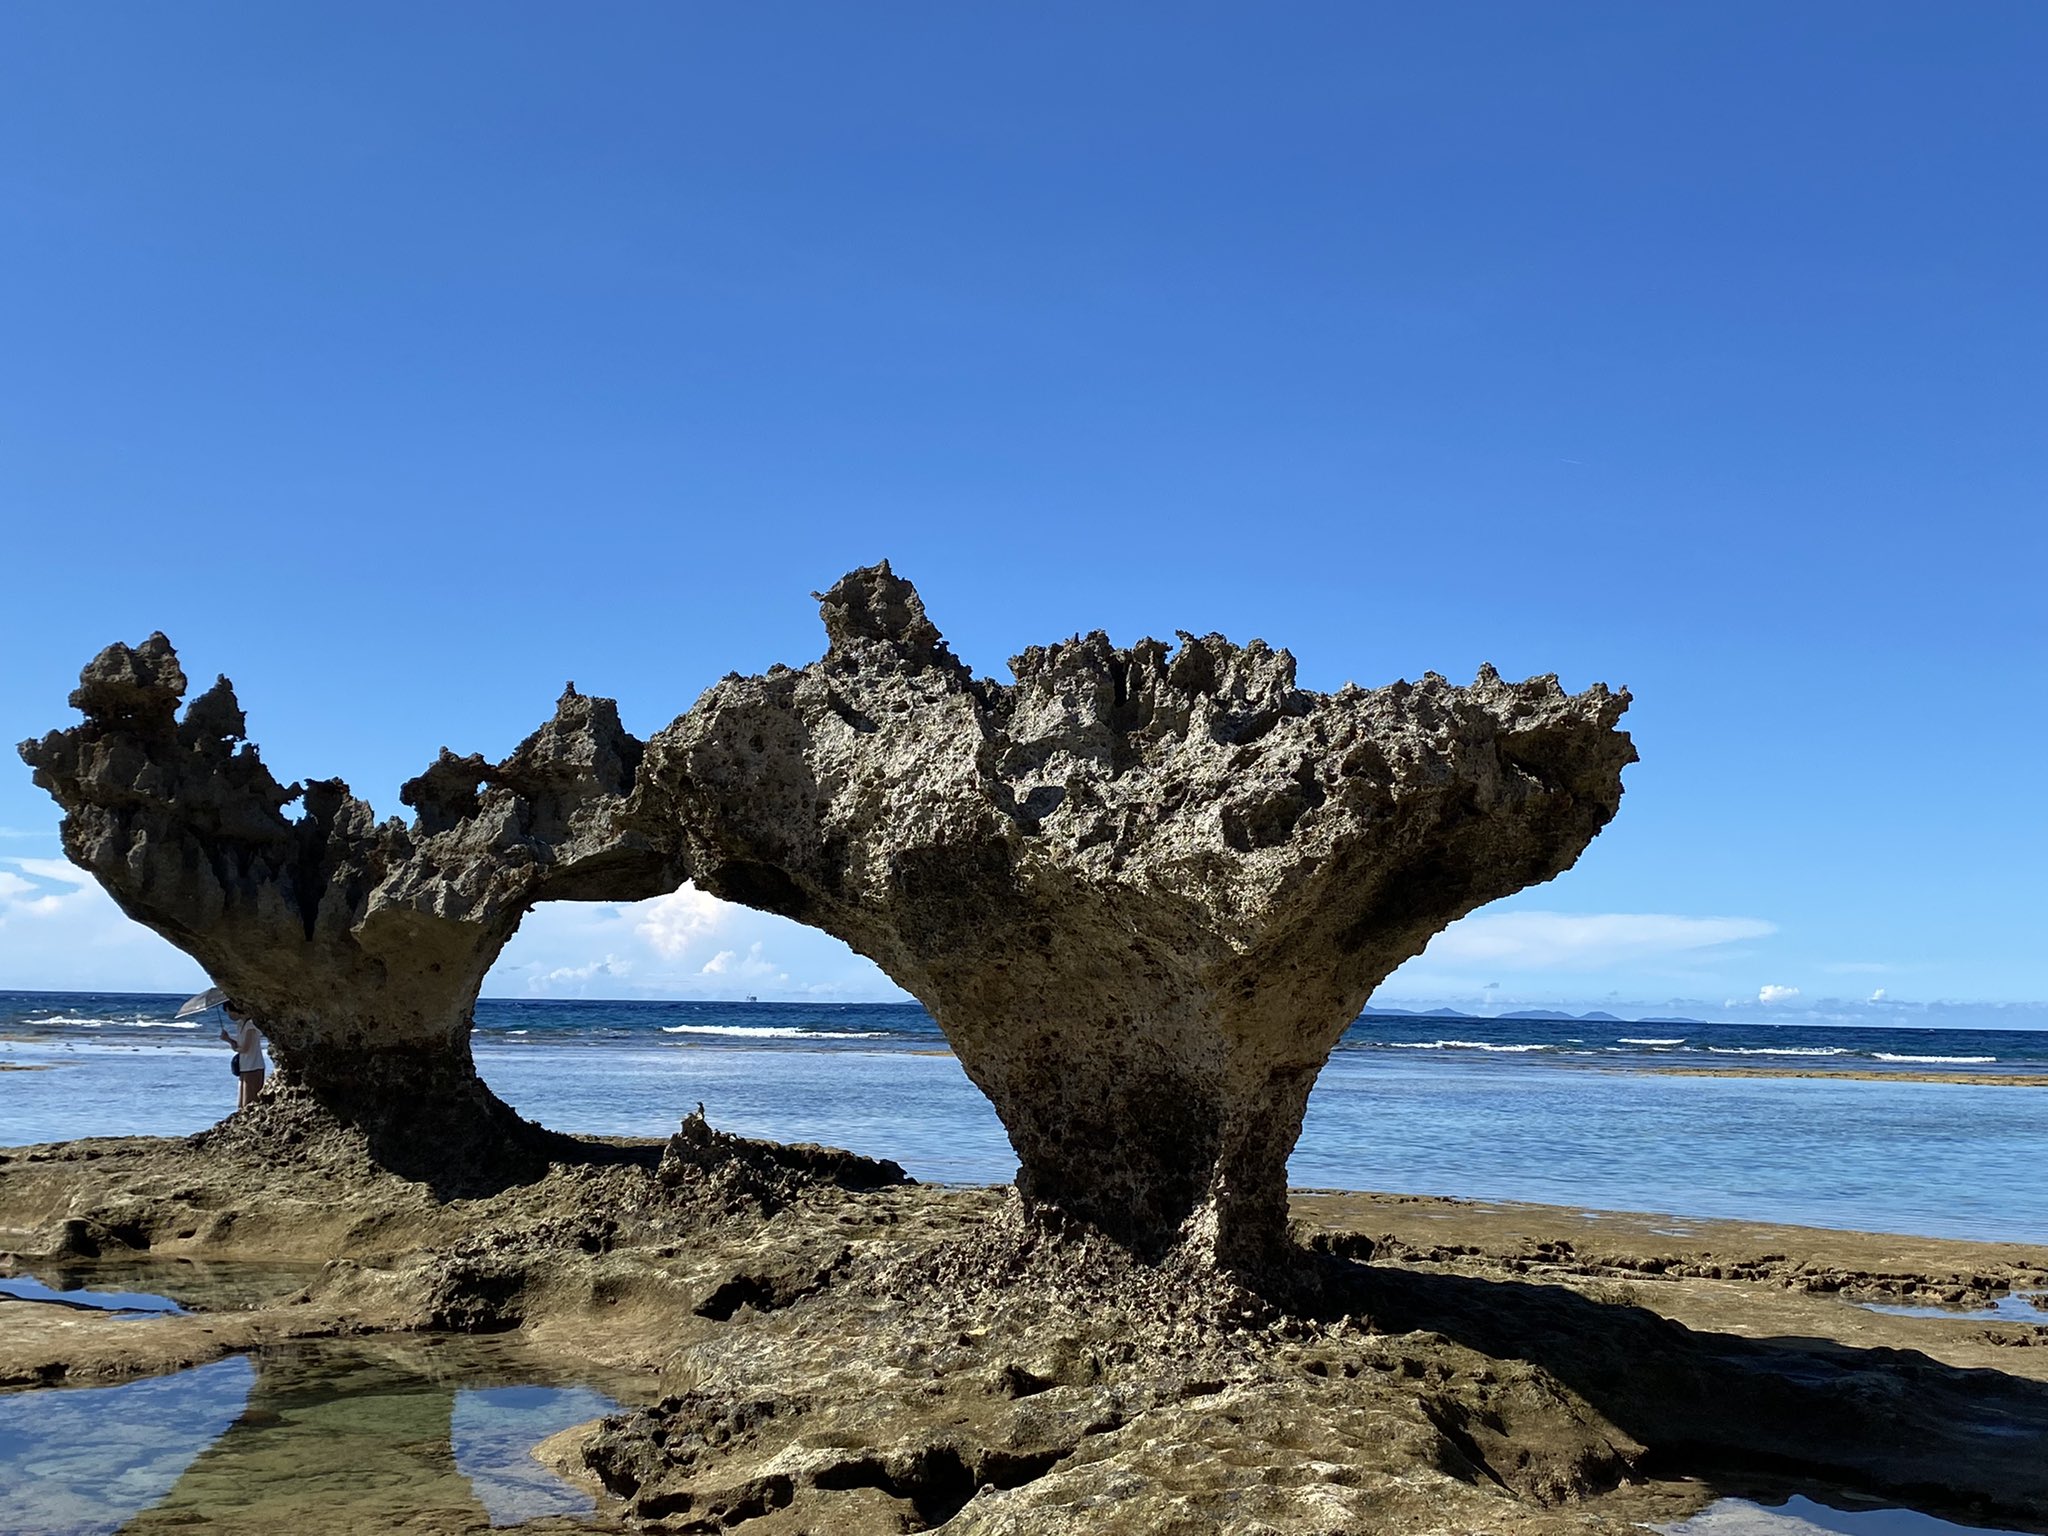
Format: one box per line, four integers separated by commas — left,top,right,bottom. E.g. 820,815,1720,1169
453,1384,622,1526
0,1273,185,1314
1659,1494,2028,1535
1861,1290,2048,1324
0,1338,632,1533
0,1355,255,1535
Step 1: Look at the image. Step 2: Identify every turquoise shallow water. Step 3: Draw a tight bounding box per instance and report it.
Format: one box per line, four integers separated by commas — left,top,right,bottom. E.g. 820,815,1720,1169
6,992,2048,1242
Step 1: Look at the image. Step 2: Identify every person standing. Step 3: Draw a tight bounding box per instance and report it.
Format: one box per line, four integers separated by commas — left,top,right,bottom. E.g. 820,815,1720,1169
220,1002,267,1110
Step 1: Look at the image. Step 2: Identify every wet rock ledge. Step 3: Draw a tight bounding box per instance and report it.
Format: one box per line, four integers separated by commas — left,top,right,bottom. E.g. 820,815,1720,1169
6,1132,2048,1535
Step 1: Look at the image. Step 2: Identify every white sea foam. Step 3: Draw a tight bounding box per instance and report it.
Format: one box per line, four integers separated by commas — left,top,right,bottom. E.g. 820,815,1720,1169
34,1014,195,1029
1872,1053,1996,1065
1389,1039,1550,1053
1619,1037,1685,1046
1705,1046,1850,1057
659,1024,888,1040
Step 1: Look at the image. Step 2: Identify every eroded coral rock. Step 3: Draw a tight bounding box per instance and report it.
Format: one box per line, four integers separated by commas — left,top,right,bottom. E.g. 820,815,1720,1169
633,563,1635,1267
19,634,680,1187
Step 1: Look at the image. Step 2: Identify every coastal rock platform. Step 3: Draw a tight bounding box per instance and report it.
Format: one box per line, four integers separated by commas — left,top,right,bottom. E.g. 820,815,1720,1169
6,1127,2048,1534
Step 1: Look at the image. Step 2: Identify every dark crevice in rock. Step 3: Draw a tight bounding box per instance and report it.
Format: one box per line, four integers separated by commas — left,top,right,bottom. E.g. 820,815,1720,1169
693,1250,849,1321
813,1443,1072,1528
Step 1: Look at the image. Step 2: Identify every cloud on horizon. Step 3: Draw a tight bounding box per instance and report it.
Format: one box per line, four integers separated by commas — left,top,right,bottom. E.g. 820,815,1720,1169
492,884,901,1002
4,865,2042,1030
0,856,206,992
1398,911,1777,973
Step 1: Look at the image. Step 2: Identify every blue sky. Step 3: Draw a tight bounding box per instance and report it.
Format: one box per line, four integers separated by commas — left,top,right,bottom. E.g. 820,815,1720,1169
2,5,2042,1024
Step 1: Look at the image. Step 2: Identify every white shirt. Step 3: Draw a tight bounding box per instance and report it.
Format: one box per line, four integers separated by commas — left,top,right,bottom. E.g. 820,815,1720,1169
235,1022,267,1075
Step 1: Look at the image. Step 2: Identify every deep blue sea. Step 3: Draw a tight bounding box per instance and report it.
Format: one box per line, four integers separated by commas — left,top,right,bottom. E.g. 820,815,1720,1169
5,991,2047,1243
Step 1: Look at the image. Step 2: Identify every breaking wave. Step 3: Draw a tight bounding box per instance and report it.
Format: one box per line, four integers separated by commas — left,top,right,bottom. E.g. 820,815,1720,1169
659,1024,888,1040
1388,1039,1552,1053
35,1014,195,1029
1872,1053,1996,1065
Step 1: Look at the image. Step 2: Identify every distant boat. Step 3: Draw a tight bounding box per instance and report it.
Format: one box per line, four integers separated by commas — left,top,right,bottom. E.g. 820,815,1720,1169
746,995,758,1004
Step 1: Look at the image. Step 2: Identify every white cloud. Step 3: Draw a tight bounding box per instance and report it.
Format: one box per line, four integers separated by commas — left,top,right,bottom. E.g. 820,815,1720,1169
700,942,787,982
0,858,105,922
0,857,206,991
489,887,903,1002
0,856,888,1001
633,885,731,957
1413,911,1777,971
1869,987,1887,1003
540,954,630,984
10,857,96,888
1758,984,1801,1004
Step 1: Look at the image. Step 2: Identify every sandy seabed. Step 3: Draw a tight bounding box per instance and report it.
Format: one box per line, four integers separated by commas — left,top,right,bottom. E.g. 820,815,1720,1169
4,1106,2048,1536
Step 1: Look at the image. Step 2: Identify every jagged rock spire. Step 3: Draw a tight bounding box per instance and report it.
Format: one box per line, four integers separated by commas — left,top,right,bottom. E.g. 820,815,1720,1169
632,563,1635,1267
19,636,681,1187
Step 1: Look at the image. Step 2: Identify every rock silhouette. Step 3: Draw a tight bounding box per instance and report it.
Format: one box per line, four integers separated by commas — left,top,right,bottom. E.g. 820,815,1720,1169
18,635,679,1187
631,563,1635,1267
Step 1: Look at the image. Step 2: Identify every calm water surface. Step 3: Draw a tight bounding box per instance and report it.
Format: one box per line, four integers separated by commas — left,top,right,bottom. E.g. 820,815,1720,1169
6,992,2048,1242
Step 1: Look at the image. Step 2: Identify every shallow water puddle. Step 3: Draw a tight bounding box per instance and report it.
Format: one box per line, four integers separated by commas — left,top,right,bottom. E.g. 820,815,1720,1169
0,1336,631,1534
0,1355,255,1534
1,1256,318,1316
0,1273,184,1314
1656,1494,2030,1535
454,1383,626,1526
1860,1290,2048,1323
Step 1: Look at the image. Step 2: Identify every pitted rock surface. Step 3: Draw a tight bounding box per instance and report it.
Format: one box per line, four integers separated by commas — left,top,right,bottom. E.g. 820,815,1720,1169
632,563,1635,1266
19,634,680,1182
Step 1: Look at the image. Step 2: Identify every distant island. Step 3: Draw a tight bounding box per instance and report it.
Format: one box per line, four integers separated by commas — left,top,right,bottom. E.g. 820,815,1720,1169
1360,1005,1702,1027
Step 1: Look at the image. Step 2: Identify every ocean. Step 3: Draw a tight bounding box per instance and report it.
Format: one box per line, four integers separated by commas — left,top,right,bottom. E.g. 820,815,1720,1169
5,990,2047,1244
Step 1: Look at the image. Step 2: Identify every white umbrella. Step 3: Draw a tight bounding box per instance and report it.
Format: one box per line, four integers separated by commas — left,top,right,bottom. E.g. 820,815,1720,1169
175,986,228,1019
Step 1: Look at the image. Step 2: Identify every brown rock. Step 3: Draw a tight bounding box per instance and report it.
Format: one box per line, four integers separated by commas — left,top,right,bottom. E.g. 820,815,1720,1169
631,563,1634,1268
18,635,681,1188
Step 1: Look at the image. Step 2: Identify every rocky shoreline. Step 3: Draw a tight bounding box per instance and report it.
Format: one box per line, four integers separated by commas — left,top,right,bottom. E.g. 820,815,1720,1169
6,1118,2048,1535
10,572,2044,1531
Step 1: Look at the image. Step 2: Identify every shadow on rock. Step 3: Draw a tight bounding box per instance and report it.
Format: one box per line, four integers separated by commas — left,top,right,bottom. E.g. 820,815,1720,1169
193,1067,665,1204
1339,1258,2048,1529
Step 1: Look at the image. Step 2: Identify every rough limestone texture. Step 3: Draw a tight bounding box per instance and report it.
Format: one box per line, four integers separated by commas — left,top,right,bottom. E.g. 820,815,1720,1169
18,635,679,1184
632,564,1636,1268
